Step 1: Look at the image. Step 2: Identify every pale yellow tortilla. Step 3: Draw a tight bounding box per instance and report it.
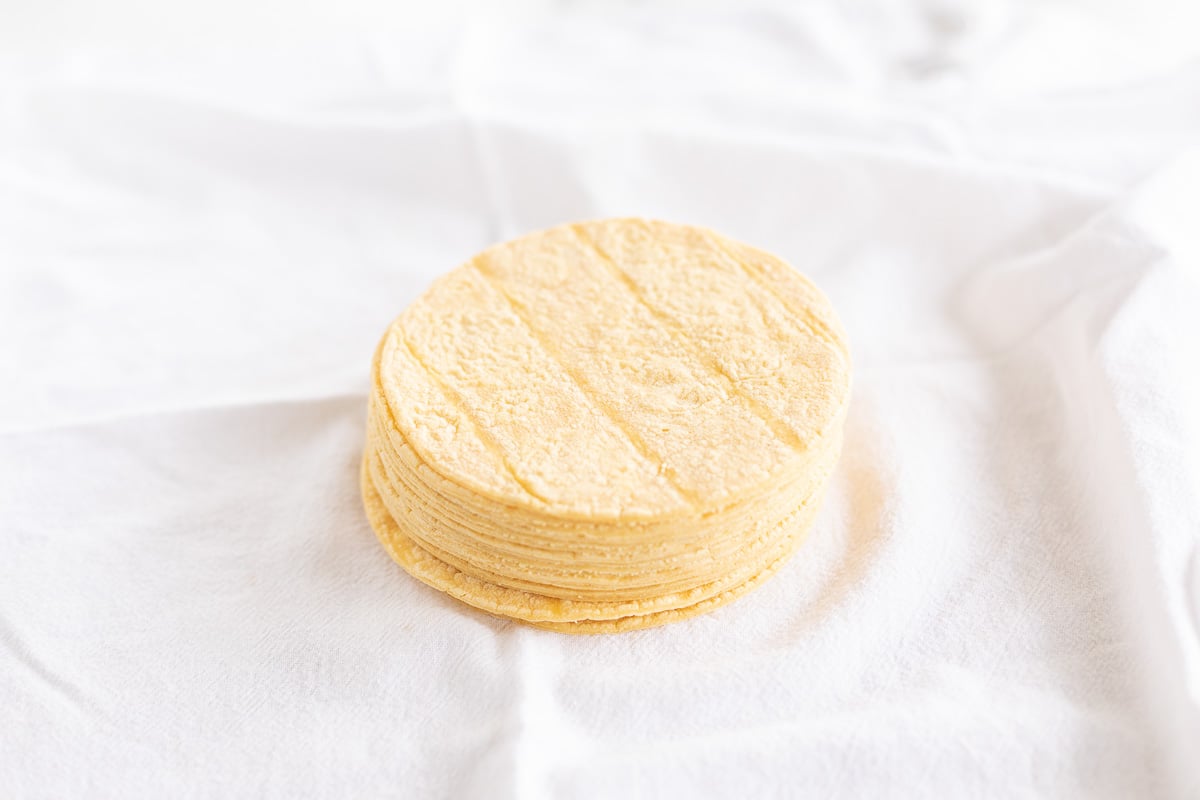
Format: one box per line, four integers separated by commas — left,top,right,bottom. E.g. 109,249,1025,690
361,218,851,632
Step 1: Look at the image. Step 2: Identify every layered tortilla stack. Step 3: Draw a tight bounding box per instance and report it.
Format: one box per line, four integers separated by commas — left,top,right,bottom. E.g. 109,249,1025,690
361,218,851,633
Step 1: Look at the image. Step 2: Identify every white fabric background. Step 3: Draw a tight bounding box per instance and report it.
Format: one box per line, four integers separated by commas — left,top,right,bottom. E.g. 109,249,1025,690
3,2,1199,797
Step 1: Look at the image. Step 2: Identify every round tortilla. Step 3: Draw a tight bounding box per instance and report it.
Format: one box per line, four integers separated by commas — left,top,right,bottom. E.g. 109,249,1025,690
362,218,851,632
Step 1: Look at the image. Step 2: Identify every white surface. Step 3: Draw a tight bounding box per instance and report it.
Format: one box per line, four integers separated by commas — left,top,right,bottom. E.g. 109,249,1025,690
3,3,1200,798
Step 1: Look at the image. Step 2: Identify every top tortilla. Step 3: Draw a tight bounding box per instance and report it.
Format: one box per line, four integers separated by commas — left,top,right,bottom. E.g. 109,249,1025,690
377,218,851,522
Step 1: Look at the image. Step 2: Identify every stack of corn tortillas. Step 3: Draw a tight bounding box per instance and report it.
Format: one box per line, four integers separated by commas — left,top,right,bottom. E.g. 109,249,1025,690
361,218,852,633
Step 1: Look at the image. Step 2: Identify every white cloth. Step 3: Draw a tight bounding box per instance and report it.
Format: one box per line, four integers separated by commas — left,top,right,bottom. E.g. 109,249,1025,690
2,3,1199,798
